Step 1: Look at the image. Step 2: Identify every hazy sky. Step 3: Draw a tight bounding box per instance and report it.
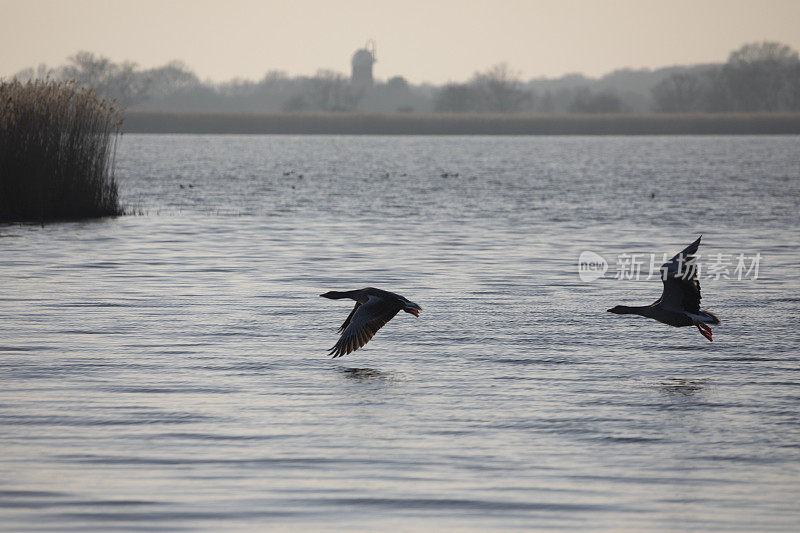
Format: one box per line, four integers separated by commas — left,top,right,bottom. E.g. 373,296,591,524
2,0,799,84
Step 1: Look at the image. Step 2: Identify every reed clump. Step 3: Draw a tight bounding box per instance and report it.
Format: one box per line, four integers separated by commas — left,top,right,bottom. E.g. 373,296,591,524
0,80,123,221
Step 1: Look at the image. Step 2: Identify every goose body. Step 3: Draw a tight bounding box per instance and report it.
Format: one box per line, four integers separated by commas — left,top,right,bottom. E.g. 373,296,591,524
320,287,421,357
607,236,720,341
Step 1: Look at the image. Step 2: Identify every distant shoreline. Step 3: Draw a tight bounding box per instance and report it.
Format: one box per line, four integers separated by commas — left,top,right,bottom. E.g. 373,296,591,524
121,111,800,135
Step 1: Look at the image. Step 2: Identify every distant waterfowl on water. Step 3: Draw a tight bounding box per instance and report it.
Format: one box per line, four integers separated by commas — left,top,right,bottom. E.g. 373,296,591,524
607,236,720,341
320,288,422,357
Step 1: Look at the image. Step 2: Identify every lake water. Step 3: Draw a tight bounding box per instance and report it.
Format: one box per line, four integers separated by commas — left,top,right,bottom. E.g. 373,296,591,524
1,134,799,531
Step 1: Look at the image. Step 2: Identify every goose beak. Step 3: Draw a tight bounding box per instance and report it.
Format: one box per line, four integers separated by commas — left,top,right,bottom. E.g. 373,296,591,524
406,307,420,317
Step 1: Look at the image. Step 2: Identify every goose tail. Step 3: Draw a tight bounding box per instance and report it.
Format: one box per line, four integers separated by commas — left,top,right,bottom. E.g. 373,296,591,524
701,309,721,325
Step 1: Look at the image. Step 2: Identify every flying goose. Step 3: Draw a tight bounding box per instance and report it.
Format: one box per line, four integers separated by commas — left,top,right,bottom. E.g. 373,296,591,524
320,288,422,357
607,236,720,341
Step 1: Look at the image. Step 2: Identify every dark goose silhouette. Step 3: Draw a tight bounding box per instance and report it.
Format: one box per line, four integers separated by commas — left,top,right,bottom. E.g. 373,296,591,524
607,236,720,341
320,288,422,357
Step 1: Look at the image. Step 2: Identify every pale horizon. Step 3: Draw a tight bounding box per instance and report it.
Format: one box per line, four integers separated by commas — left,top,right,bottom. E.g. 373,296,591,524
2,0,800,84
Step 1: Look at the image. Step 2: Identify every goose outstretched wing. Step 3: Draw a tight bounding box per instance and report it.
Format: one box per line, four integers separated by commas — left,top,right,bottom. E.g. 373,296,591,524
658,236,702,313
338,302,361,333
329,296,401,358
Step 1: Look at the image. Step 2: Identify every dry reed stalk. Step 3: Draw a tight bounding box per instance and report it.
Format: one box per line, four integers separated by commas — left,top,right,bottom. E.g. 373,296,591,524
0,80,123,221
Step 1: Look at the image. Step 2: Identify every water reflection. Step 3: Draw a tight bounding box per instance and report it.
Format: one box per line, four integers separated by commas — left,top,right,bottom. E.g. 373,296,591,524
659,377,708,396
2,135,798,532
338,367,394,381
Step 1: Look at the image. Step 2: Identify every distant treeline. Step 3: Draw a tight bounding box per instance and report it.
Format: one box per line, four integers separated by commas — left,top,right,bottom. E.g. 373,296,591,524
122,111,800,135
652,42,800,112
11,41,800,115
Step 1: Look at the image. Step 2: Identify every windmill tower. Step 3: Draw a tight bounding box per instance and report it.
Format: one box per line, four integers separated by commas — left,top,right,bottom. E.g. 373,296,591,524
351,39,376,89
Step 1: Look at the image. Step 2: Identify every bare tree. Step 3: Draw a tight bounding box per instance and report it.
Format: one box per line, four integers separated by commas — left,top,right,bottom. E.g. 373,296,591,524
58,51,151,107
728,41,799,65
434,83,478,112
651,73,706,112
434,64,532,112
143,61,199,98
282,70,361,111
722,41,800,111
785,62,800,111
13,63,55,82
470,63,532,112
